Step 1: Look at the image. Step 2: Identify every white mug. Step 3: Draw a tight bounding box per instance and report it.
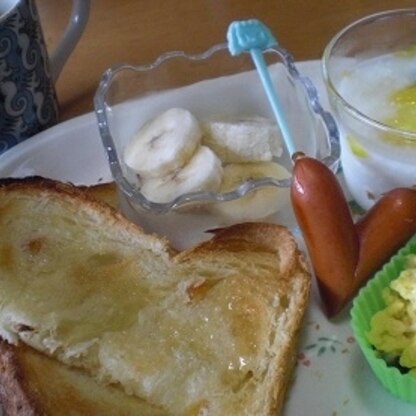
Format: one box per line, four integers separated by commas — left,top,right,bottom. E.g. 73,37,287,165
0,0,90,153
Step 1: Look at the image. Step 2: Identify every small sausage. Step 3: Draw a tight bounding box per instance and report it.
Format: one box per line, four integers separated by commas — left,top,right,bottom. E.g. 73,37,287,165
355,188,416,284
291,155,359,317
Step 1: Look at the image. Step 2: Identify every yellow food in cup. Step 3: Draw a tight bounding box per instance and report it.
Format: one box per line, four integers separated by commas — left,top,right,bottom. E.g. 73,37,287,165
368,255,416,374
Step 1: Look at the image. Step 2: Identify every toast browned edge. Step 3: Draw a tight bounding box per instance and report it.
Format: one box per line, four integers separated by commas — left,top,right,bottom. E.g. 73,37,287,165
0,177,310,416
0,341,39,416
0,177,118,210
78,181,119,210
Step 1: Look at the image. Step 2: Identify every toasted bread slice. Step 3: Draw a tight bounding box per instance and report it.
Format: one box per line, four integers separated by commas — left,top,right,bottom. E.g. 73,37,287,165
0,177,310,416
0,180,165,416
0,340,167,415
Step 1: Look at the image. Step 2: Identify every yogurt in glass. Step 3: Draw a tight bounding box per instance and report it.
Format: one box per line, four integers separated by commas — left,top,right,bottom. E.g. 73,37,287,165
323,9,416,209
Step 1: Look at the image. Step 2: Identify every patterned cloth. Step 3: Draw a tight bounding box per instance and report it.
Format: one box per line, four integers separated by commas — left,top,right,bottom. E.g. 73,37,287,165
0,0,58,153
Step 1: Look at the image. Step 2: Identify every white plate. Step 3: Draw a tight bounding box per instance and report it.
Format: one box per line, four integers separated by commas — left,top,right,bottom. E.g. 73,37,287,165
0,60,413,416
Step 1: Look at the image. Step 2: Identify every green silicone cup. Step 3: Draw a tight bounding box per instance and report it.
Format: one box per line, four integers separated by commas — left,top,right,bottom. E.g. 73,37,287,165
351,235,416,403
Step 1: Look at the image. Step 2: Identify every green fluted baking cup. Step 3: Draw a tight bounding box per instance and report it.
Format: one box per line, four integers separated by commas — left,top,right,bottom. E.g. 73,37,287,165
351,234,416,403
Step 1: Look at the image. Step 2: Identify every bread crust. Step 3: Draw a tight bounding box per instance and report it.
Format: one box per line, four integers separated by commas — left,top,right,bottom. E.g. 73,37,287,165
0,342,38,416
0,176,120,220
78,182,119,209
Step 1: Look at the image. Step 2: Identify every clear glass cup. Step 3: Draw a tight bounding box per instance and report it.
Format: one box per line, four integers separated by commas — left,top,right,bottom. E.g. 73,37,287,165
94,43,339,248
322,8,416,210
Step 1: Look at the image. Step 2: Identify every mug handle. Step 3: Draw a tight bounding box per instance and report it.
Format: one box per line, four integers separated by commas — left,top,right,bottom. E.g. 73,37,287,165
48,0,91,82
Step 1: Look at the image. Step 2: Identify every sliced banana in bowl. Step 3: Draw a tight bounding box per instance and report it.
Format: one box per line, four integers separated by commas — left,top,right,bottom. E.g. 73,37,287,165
140,146,223,204
210,162,291,222
202,116,283,163
122,107,291,220
124,108,202,178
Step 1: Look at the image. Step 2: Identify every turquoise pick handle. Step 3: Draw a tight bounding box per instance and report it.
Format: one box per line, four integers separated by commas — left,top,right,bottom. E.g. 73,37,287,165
227,19,296,157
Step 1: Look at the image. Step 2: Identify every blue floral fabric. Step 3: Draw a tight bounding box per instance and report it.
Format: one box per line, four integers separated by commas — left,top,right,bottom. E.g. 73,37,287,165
0,0,58,153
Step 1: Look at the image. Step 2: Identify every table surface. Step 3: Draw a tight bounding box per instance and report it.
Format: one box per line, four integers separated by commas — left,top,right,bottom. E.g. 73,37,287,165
38,0,416,122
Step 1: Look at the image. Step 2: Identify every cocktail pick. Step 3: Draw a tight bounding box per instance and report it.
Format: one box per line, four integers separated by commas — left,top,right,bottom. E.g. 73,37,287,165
227,19,296,157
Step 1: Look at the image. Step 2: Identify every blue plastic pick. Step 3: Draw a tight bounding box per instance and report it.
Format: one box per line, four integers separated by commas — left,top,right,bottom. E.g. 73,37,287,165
227,19,296,157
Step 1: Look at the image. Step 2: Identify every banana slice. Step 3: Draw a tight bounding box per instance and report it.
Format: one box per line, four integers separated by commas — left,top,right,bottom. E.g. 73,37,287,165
202,116,283,163
124,108,202,178
140,146,223,204
212,162,290,221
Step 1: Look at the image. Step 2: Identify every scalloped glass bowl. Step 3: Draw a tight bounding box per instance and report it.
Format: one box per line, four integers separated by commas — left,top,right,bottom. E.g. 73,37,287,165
94,43,340,247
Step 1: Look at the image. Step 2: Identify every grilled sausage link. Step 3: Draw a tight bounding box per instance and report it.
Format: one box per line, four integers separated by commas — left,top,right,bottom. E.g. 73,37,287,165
291,155,359,317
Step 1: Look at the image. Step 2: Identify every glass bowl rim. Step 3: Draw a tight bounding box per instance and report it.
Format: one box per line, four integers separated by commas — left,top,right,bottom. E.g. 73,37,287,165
94,43,340,214
322,8,416,142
